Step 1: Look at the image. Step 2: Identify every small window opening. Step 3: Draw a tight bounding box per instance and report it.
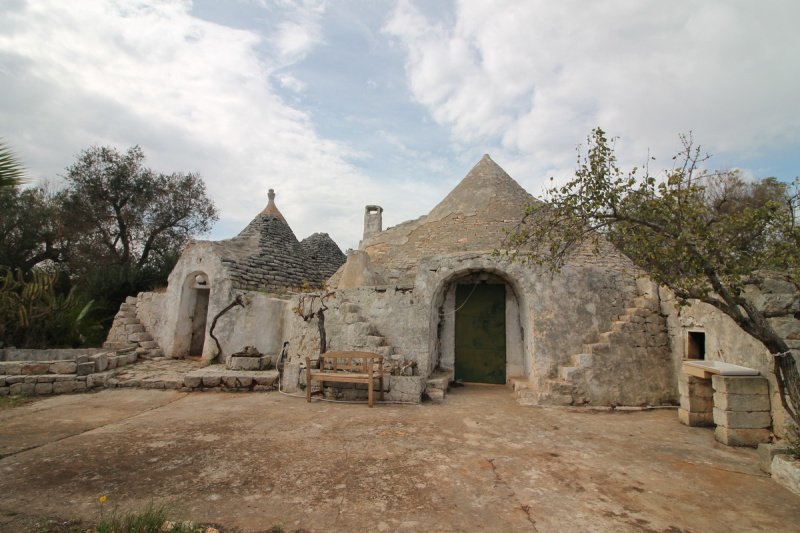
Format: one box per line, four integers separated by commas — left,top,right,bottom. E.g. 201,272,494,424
687,331,706,360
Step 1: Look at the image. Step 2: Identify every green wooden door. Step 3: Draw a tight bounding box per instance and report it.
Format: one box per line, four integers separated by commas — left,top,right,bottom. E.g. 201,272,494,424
455,283,506,384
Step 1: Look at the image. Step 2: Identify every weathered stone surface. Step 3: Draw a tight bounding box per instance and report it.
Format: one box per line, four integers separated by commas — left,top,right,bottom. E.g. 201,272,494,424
10,382,34,395
711,375,769,396
714,426,771,447
712,392,770,412
184,375,202,388
76,362,95,376
253,373,278,386
712,408,771,429
678,408,713,427
387,375,424,403
22,363,49,375
758,443,791,474
36,376,55,383
202,375,221,387
34,383,53,394
53,380,76,394
91,353,109,372
236,377,253,388
282,363,300,393
772,455,800,496
0,387,9,396
49,361,77,374
679,394,713,412
227,355,267,371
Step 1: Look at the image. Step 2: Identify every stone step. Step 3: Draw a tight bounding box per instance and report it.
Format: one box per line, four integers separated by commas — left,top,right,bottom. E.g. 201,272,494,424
537,392,573,406
544,379,575,396
559,366,583,381
572,353,593,368
507,375,531,392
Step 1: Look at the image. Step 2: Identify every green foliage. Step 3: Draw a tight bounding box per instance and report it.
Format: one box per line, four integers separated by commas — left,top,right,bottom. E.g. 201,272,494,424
61,145,218,274
0,186,65,273
0,140,27,189
0,268,102,348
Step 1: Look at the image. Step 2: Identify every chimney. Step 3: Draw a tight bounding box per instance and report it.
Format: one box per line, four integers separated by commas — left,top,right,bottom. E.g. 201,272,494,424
363,205,383,241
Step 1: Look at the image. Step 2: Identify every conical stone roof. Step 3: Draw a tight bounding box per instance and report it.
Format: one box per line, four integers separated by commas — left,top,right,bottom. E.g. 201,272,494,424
214,190,345,290
358,155,535,283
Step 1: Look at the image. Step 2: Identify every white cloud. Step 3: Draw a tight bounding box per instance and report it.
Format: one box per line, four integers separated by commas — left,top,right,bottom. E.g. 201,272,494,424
0,0,383,249
385,0,800,190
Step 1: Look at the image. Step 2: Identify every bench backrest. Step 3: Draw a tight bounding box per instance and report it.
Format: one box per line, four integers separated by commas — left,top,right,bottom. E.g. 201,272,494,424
309,351,383,375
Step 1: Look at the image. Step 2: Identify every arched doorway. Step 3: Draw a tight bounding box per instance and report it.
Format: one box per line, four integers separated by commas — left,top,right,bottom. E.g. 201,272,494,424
431,269,526,385
176,272,211,357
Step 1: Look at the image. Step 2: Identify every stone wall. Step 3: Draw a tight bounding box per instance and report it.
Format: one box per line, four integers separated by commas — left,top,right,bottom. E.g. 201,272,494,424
0,348,104,362
0,348,138,397
661,276,800,437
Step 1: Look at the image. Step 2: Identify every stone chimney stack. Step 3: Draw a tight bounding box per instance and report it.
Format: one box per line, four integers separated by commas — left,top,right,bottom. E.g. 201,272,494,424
363,205,383,241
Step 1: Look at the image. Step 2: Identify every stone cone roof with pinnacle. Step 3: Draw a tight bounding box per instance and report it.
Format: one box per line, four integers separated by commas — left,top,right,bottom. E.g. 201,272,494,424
358,154,535,283
213,189,345,291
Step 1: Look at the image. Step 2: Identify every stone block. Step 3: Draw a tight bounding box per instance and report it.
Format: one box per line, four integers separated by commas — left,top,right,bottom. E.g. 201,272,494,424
91,353,109,372
678,408,714,427
202,375,221,387
3,363,22,375
678,378,713,398
74,381,87,391
49,361,77,374
36,375,55,383
713,392,771,412
364,335,384,348
75,354,90,364
772,455,800,496
53,380,76,394
253,385,272,392
236,377,253,388
0,377,4,387
184,375,202,388
254,372,278,386
758,443,791,474
387,375,424,403
679,394,713,412
125,324,145,334
108,357,118,370
76,362,95,376
282,363,300,393
22,363,49,375
227,356,266,371
163,379,183,390
713,408,771,429
222,376,238,388
0,387,9,396
5,376,24,384
714,426,771,447
34,383,53,395
10,382,35,395
711,375,769,396
129,332,153,343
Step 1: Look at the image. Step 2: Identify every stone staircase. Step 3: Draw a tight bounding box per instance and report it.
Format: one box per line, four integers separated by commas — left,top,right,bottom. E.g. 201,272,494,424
522,293,668,406
332,300,448,402
105,296,164,359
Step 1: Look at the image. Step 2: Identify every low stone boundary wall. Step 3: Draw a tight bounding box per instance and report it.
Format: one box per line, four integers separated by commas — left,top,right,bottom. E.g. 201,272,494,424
0,348,140,397
0,348,105,362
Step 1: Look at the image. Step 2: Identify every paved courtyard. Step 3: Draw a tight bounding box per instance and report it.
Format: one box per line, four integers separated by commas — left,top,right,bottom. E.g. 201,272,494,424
0,385,798,532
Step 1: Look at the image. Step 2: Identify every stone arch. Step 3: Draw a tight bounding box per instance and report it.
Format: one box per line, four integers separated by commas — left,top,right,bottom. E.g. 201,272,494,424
174,271,212,357
426,264,530,384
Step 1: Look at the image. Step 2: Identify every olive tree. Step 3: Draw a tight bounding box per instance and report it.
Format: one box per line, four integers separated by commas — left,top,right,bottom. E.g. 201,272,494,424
61,145,218,275
504,128,799,426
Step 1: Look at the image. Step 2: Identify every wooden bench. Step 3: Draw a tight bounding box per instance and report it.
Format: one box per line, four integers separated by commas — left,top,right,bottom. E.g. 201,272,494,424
306,351,384,407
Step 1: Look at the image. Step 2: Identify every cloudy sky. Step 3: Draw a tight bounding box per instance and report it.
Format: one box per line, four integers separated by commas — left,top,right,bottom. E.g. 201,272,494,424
1,0,798,250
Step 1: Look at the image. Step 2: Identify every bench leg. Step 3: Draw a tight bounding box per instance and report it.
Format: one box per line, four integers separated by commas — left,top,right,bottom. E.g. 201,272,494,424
379,376,384,401
368,378,374,407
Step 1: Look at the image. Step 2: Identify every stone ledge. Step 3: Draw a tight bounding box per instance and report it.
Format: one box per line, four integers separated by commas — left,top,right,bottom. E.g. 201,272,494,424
772,455,800,496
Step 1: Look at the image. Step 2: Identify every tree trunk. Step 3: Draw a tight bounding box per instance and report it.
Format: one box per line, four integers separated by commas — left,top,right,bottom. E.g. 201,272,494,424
317,308,326,355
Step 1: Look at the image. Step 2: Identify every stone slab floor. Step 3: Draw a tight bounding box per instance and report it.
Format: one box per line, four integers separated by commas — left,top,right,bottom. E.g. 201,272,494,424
0,386,798,532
